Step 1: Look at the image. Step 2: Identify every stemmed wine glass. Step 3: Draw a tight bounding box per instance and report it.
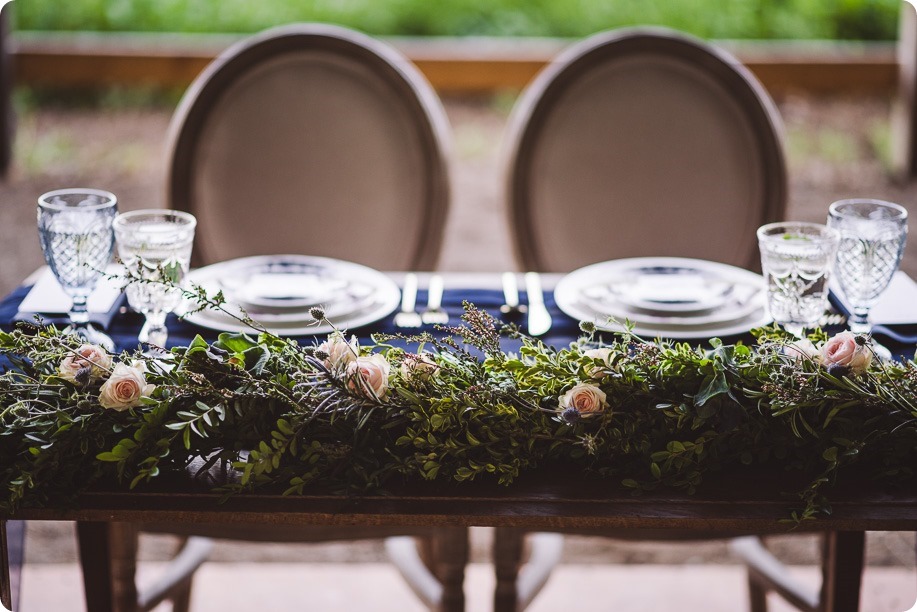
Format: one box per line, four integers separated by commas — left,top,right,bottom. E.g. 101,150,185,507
827,199,908,337
757,222,840,338
113,210,197,351
37,188,118,351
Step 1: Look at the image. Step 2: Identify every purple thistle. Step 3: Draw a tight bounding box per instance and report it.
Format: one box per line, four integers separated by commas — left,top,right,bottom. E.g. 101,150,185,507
827,363,850,378
561,407,581,424
75,366,91,387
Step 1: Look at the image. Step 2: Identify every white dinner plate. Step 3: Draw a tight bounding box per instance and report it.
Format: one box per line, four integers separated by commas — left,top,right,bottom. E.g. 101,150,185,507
555,257,770,339
182,255,401,336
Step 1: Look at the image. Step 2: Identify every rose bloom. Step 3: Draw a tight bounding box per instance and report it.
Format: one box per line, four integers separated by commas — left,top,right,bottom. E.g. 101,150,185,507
583,347,613,378
401,353,439,383
59,344,112,383
560,382,608,415
317,333,359,371
98,362,156,411
820,331,872,375
347,354,391,400
783,338,820,361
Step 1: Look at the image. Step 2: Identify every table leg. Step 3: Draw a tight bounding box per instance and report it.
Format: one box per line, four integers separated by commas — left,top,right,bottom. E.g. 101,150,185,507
820,530,866,612
1,520,11,611
77,521,139,612
493,528,524,612
431,527,467,612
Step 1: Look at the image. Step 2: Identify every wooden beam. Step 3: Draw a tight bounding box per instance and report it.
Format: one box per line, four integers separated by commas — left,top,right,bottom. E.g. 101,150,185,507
7,32,900,96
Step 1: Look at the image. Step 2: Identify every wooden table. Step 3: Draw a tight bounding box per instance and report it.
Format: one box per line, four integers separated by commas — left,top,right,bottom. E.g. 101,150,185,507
2,468,915,612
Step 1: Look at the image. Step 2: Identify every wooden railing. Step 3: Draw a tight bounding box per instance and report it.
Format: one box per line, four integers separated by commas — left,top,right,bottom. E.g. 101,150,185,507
7,32,898,96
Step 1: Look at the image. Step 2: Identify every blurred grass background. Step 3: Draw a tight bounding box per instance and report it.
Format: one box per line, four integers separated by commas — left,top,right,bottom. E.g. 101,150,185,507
11,0,901,40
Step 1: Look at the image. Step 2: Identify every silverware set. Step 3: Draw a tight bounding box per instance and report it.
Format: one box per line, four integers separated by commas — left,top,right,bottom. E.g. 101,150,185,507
395,272,552,336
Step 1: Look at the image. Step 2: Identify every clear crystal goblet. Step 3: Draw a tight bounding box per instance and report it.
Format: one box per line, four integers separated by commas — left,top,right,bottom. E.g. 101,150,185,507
827,199,908,336
113,210,197,351
757,222,840,338
36,188,118,351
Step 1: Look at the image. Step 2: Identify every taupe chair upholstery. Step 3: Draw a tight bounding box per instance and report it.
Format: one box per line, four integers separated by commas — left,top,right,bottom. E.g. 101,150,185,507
504,27,786,273
103,24,462,612
497,28,790,611
167,23,451,270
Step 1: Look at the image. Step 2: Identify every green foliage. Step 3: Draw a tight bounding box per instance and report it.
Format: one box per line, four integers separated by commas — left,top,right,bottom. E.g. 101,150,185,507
12,0,900,40
0,305,915,524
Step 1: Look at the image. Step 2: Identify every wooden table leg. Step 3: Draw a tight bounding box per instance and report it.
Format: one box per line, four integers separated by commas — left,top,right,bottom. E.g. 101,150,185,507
1,520,11,611
430,527,467,612
820,530,866,612
77,521,139,612
493,527,524,612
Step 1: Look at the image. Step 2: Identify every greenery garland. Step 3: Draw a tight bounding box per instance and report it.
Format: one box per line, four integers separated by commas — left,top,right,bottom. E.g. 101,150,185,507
1,301,915,523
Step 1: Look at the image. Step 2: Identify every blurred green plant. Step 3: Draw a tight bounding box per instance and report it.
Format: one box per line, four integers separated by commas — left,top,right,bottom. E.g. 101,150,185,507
11,0,900,40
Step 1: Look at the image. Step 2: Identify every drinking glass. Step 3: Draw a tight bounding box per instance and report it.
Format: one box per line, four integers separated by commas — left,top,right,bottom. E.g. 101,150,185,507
827,199,908,335
757,222,840,338
113,210,197,349
37,188,118,351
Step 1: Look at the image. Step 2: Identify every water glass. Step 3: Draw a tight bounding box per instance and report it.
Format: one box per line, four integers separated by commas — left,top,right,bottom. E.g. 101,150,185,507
37,188,118,350
757,222,840,338
113,210,197,349
827,199,908,335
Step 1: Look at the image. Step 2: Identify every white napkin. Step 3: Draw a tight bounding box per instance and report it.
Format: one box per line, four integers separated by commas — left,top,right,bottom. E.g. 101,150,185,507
18,265,125,314
834,271,917,325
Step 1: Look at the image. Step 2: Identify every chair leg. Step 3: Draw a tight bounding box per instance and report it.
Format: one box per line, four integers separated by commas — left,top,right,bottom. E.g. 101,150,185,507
169,580,193,612
493,528,524,612
748,571,769,612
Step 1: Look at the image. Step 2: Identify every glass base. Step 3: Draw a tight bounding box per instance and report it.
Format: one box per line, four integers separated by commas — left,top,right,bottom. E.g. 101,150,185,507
64,324,114,353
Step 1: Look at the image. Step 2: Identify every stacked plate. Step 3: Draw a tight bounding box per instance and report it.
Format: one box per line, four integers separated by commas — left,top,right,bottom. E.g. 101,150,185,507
554,257,770,339
182,255,400,336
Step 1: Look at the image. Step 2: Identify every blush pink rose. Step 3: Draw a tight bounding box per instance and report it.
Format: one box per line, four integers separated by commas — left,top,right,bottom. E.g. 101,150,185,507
783,338,820,361
98,362,155,411
317,333,359,371
401,353,439,383
347,354,391,400
820,331,872,375
59,344,112,383
583,347,613,379
560,382,608,415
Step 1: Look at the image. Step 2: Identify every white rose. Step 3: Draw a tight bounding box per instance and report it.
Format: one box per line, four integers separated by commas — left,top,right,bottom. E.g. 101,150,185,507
347,354,391,400
783,339,820,361
317,333,359,371
820,331,872,375
59,344,112,383
98,362,155,411
401,353,439,383
560,382,608,415
583,347,613,379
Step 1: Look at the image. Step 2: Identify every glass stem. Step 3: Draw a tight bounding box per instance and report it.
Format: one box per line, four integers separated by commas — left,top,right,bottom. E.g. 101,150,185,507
144,312,168,349
848,309,871,335
68,295,90,328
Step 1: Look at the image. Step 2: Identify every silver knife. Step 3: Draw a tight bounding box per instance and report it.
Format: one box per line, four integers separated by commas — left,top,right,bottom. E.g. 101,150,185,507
525,272,552,336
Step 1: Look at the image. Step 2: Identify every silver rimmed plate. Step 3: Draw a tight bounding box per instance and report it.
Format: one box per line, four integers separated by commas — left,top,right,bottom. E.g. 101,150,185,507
555,257,770,339
182,255,400,336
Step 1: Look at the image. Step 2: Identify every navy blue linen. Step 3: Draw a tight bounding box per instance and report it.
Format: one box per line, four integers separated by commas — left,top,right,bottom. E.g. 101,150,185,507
1,284,914,360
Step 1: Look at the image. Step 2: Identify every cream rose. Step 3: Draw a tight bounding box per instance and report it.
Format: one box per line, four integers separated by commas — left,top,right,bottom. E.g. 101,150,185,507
820,331,872,375
783,338,820,361
59,344,112,383
317,333,359,371
583,347,613,378
98,362,155,411
347,354,391,400
560,382,608,415
401,353,439,383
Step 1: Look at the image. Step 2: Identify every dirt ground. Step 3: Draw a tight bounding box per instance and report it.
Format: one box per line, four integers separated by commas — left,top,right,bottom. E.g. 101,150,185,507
4,92,916,569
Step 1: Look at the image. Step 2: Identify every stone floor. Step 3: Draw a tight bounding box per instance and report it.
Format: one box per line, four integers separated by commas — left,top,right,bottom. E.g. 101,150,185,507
18,561,917,611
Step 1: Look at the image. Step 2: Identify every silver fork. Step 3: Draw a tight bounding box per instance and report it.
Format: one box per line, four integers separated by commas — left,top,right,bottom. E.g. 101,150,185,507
394,273,422,328
421,274,449,325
